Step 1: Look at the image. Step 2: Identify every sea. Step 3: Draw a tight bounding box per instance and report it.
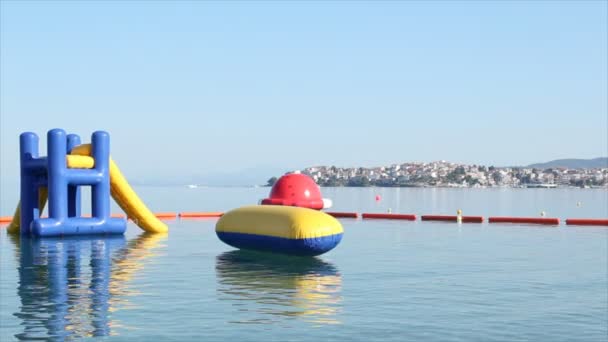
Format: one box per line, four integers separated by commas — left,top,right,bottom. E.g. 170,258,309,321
0,187,607,341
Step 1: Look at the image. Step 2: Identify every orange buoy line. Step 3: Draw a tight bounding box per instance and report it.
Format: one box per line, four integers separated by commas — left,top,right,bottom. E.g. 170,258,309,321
2,211,606,228
154,212,177,219
325,212,359,219
421,215,484,223
179,212,224,218
565,219,608,226
362,213,416,220
488,217,560,225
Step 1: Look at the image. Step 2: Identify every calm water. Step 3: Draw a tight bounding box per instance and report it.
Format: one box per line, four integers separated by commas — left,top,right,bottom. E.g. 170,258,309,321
1,187,607,341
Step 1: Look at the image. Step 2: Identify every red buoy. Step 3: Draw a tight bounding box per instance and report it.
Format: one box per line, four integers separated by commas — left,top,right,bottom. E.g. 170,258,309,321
325,212,359,219
261,173,332,210
565,218,608,226
421,215,484,223
488,217,559,225
362,213,416,220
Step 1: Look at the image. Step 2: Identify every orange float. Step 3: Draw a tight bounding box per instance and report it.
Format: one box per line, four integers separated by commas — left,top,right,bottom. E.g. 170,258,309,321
565,219,608,226
489,217,559,225
362,213,416,220
179,212,224,218
421,215,484,223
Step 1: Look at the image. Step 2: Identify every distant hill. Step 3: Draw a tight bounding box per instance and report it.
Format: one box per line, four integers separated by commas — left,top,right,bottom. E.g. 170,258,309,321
527,157,608,169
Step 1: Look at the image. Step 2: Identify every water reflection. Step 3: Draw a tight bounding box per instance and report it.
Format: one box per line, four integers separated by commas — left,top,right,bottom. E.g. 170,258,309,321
11,233,166,340
215,250,342,325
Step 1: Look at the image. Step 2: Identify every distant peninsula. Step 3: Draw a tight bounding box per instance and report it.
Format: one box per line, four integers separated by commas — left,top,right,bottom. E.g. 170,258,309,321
268,158,608,188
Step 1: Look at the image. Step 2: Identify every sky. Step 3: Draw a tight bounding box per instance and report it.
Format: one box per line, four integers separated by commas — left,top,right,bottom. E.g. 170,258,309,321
1,1,607,185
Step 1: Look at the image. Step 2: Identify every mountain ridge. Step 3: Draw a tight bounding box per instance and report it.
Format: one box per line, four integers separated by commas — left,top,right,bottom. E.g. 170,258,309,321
527,157,607,169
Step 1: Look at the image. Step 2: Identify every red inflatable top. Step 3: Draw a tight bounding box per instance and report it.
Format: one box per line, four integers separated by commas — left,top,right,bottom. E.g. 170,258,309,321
261,173,331,210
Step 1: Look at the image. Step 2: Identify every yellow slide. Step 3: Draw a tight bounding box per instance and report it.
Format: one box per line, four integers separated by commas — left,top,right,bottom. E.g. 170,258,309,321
7,145,168,234
71,145,168,234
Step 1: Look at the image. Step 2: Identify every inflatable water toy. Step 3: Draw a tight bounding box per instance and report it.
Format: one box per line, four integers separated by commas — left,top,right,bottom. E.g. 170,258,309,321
7,129,168,236
216,205,343,256
261,172,332,210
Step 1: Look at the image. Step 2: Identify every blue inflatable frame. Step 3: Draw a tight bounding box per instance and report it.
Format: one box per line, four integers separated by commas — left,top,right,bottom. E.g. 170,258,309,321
19,128,126,237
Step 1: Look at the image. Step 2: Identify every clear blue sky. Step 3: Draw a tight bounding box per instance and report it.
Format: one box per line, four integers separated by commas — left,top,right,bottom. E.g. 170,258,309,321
1,1,606,183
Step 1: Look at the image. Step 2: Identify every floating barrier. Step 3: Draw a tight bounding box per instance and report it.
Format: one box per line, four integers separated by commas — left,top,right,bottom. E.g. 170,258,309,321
216,205,343,256
154,212,177,219
6,203,608,230
488,217,559,225
362,213,416,220
421,215,484,223
325,212,359,219
179,212,224,218
565,218,608,226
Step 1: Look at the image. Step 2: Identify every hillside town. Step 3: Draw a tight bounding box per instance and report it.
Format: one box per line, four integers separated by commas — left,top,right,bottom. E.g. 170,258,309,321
276,161,608,188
